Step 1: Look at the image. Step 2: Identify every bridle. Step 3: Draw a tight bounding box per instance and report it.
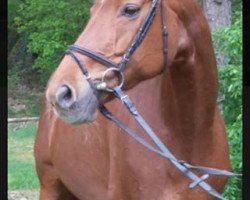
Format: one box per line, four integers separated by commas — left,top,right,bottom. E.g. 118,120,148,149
66,0,167,91
64,0,240,199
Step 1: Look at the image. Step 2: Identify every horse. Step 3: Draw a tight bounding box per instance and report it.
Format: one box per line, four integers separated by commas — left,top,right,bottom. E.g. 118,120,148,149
34,0,231,199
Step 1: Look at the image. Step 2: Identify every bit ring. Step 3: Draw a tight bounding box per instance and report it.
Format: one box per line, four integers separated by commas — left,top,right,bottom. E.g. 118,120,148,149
100,68,124,92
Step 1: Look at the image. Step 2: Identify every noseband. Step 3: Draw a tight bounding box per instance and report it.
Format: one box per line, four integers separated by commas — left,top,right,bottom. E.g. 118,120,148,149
63,1,240,199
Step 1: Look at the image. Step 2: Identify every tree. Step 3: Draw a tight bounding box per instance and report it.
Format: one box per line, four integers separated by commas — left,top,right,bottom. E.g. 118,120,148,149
14,0,91,78
201,0,231,30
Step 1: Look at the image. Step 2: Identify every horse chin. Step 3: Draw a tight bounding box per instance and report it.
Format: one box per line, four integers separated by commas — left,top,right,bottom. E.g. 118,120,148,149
53,94,99,125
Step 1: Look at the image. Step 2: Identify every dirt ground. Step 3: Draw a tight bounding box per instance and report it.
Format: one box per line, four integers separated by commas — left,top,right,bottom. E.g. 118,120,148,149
8,190,39,200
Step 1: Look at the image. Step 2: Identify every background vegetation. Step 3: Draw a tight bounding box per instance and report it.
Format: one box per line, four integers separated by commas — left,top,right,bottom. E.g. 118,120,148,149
213,11,242,199
8,0,91,117
8,0,242,199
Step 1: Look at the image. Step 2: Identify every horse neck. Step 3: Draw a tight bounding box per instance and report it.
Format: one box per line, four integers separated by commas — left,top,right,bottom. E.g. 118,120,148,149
127,62,218,141
160,0,218,138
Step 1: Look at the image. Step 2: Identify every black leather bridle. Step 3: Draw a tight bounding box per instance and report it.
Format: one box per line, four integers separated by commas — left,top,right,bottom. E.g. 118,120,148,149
65,0,167,90
63,1,240,199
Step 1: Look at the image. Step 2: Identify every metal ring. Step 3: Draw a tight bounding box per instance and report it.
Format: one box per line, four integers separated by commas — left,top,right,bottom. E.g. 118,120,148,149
101,67,124,92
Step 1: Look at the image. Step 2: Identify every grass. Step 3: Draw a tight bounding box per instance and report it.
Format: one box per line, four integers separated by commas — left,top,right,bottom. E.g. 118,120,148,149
8,122,39,190
8,67,43,190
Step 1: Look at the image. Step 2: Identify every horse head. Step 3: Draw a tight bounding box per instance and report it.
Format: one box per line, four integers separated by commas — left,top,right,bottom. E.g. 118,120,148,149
45,0,193,124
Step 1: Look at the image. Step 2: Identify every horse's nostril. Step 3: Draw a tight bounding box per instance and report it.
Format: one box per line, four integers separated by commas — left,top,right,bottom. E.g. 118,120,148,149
56,85,75,109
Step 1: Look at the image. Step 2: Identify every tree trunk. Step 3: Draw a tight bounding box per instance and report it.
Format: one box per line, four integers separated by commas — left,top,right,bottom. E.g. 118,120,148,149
202,0,231,30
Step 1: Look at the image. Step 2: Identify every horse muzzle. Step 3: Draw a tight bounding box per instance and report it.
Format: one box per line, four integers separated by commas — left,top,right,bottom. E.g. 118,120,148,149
46,82,99,124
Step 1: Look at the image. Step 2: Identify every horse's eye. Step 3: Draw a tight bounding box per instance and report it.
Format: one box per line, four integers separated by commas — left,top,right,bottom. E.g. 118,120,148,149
122,4,140,17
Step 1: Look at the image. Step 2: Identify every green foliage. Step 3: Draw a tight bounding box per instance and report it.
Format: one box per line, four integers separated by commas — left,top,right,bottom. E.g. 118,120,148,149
213,13,242,67
218,64,242,124
8,0,21,27
8,65,22,89
213,12,242,124
213,13,242,199
8,0,22,62
232,0,242,22
15,0,91,74
219,66,242,199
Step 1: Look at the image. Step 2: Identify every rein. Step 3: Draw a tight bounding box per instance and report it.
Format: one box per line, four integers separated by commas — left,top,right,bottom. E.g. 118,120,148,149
64,0,241,199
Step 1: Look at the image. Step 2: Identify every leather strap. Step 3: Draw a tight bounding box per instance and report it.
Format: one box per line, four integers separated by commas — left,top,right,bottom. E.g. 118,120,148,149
68,45,118,68
118,0,160,71
99,86,241,200
161,0,168,68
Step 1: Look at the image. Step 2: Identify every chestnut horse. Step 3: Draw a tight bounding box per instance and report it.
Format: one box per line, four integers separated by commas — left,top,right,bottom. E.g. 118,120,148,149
35,0,231,199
